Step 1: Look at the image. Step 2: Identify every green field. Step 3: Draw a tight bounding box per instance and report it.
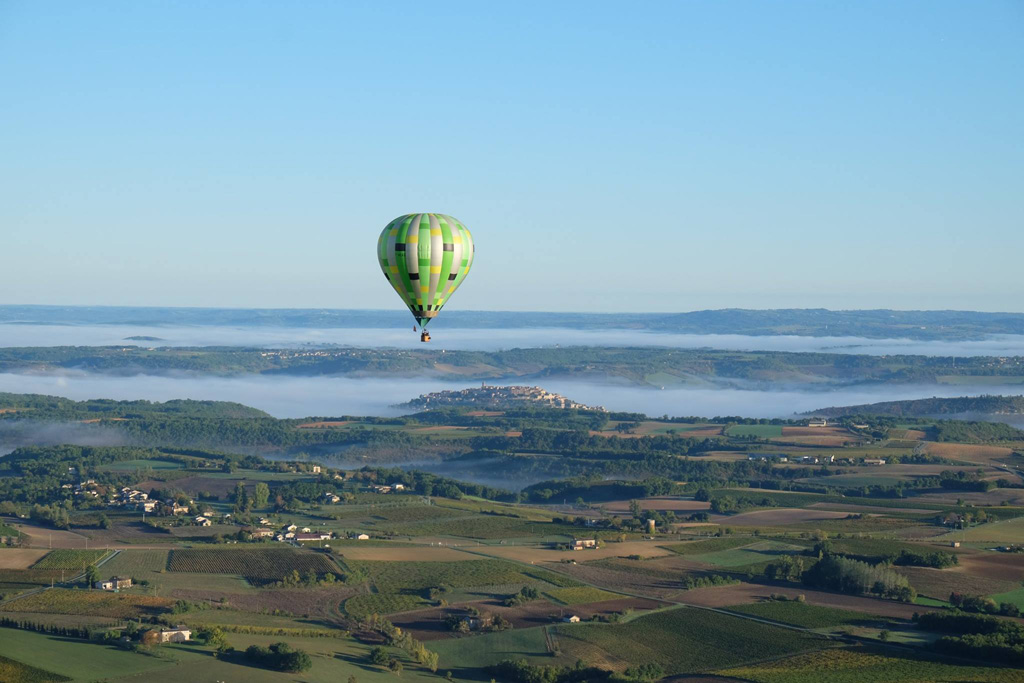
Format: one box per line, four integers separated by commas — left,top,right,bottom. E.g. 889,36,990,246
662,537,755,556
100,459,184,471
798,475,910,488
937,516,1024,543
553,606,829,674
383,515,572,539
688,541,807,568
32,550,110,571
0,628,442,683
990,586,1024,610
726,425,784,438
719,646,1024,682
0,653,70,683
347,559,578,594
0,628,182,681
727,601,886,629
543,586,621,605
829,538,935,557
167,548,340,585
432,626,554,669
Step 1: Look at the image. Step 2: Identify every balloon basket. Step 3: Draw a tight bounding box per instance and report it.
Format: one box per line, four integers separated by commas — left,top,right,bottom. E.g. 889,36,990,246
420,331,431,343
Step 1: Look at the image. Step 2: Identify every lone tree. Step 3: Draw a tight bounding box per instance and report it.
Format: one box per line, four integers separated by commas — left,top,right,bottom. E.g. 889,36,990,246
85,564,99,587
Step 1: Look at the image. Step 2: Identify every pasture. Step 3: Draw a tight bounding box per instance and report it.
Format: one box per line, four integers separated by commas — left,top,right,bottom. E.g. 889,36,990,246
662,536,757,555
99,459,183,471
0,629,180,682
603,497,709,512
553,606,829,674
726,601,886,629
989,586,1024,610
543,586,621,605
167,548,340,585
347,558,577,593
726,425,783,438
431,626,554,669
938,516,1024,543
0,653,70,683
718,646,1024,683
714,509,850,526
683,540,808,568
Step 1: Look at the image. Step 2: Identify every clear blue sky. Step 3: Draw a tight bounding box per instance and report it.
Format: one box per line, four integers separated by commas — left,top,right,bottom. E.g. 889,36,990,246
1,1,1021,312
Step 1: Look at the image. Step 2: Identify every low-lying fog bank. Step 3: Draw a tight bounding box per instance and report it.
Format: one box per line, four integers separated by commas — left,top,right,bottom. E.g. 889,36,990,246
0,371,1020,422
2,323,1024,357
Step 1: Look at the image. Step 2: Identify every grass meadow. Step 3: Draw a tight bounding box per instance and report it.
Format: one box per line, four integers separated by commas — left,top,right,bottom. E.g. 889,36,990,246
718,647,1024,683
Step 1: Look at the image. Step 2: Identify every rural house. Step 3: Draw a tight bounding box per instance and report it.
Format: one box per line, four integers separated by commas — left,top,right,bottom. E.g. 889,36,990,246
95,576,132,591
563,615,581,623
158,626,191,643
572,539,597,550
462,615,493,630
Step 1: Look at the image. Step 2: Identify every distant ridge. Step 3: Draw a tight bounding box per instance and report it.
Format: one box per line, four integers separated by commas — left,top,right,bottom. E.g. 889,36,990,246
2,305,1024,340
808,394,1024,418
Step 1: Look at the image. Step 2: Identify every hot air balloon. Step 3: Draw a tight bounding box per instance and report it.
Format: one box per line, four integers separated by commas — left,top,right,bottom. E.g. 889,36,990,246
377,213,474,342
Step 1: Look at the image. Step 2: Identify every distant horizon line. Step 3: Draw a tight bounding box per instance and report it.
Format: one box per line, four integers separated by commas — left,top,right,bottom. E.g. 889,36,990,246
1,304,1023,316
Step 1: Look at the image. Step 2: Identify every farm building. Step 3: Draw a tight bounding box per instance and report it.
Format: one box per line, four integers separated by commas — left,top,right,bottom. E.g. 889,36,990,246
323,493,341,504
295,532,332,542
355,533,370,540
194,516,211,526
563,615,581,623
463,615,493,630
95,576,132,591
572,539,597,550
808,418,828,427
863,458,887,465
158,626,191,643
247,527,274,539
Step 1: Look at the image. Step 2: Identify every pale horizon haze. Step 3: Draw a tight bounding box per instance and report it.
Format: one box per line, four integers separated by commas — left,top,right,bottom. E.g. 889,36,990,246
1,1,1021,313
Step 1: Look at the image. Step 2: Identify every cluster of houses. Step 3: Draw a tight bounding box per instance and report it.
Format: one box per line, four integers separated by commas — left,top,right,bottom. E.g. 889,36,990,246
403,383,606,411
107,487,195,515
62,479,101,500
370,483,405,495
746,453,885,466
244,520,372,543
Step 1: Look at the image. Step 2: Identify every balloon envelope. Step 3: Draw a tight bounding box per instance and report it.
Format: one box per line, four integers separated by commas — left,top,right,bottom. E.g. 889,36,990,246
377,213,474,327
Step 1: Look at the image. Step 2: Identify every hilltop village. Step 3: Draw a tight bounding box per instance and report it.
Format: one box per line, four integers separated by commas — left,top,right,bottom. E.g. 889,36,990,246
397,383,606,411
